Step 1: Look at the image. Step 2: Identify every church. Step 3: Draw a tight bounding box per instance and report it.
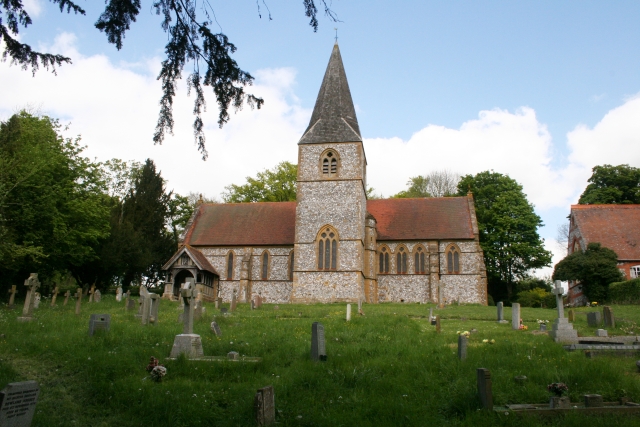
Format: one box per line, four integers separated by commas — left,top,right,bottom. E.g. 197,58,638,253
162,43,488,305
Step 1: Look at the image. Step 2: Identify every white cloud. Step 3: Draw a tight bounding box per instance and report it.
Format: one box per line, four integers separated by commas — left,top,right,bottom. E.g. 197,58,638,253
22,0,43,18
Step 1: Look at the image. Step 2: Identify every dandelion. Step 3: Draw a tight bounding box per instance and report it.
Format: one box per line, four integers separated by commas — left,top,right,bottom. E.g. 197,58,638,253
482,339,489,343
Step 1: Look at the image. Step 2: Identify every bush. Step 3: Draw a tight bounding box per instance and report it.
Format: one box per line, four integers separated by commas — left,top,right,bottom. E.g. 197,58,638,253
487,294,495,306
517,288,554,308
608,279,640,304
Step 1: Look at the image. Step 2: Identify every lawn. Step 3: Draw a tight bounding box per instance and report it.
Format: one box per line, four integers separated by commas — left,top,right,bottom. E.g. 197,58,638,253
1,297,640,426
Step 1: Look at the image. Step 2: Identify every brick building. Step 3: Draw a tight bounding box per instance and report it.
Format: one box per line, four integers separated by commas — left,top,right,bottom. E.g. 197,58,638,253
163,43,488,305
567,204,640,304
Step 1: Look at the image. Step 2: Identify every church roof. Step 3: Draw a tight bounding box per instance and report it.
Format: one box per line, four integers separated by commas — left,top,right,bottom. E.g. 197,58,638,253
571,204,640,260
162,245,219,274
367,198,475,240
298,43,362,144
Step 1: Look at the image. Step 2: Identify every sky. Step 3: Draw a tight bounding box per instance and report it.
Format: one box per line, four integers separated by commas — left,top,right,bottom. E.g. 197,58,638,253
2,1,640,278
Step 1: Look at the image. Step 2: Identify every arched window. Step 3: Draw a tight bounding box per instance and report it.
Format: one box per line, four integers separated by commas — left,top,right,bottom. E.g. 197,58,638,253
261,252,270,280
397,246,408,274
379,246,390,274
289,251,295,280
414,246,426,274
320,150,338,177
226,252,234,280
446,244,461,274
317,226,338,270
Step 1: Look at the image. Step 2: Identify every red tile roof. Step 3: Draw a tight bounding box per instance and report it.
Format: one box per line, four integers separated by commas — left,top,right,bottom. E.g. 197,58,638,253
368,197,475,240
183,197,475,246
161,245,219,274
572,204,640,260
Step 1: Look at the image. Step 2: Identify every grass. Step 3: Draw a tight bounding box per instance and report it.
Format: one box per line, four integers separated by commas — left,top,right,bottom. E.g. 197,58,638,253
2,298,640,426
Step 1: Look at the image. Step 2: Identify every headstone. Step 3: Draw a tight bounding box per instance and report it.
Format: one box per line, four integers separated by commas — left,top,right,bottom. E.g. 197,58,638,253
458,335,468,360
587,312,601,327
584,394,604,408
548,280,579,343
115,286,123,302
169,280,204,359
93,289,101,303
477,368,493,410
210,321,222,336
357,298,362,313
215,297,221,309
7,285,17,309
74,288,82,315
435,315,441,333
162,281,174,300
88,314,111,336
540,323,547,332
63,290,70,306
311,322,327,362
497,302,506,323
149,294,160,325
568,309,575,322
596,328,608,337
220,307,228,314
251,299,255,310
141,294,151,325
511,303,521,330
603,306,615,328
230,292,237,312
32,293,41,309
126,298,136,311
194,300,203,320
429,307,433,321
346,304,351,321
18,273,40,321
50,286,59,306
255,295,263,308
0,381,40,427
254,385,275,426
88,284,96,303
227,351,239,360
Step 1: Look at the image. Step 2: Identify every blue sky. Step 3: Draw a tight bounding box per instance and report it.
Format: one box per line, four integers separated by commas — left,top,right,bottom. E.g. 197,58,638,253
3,1,640,276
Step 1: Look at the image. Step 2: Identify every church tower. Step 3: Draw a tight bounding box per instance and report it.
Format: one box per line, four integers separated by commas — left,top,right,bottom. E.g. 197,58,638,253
291,43,368,302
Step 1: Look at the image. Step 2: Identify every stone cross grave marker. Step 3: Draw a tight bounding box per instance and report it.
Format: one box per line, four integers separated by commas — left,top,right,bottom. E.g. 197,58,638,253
230,291,237,312
89,314,111,336
458,335,468,360
18,273,40,322
74,288,82,315
210,321,222,336
435,315,441,333
477,368,493,410
254,385,275,426
311,322,327,362
346,304,351,321
93,289,101,303
169,280,204,359
88,284,96,303
33,293,41,309
8,285,17,309
549,280,578,343
50,286,59,307
587,312,601,327
568,309,575,322
0,380,40,427
511,303,521,330
63,290,70,306
115,286,123,302
603,306,615,328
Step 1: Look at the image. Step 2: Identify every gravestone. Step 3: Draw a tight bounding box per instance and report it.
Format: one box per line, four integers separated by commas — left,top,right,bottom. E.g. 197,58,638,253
596,329,608,337
169,280,204,358
254,385,275,426
32,293,41,309
540,323,547,332
93,289,102,303
227,351,239,360
162,281,174,300
149,294,160,324
435,315,441,333
429,307,433,322
88,284,96,302
63,290,70,306
548,280,579,343
115,286,123,302
357,298,362,313
136,286,150,318
141,294,151,324
7,285,17,309
511,303,521,330
215,297,221,309
568,309,575,322
256,295,263,308
0,380,40,427
477,369,493,410
18,273,40,322
210,321,222,336
458,335,468,360
126,298,136,311
311,322,327,362
497,302,508,323
194,300,203,320
251,299,255,310
587,312,601,327
230,292,237,312
89,314,111,336
603,306,615,328
584,394,604,408
50,287,59,306
346,304,351,321
74,288,82,315
220,307,228,314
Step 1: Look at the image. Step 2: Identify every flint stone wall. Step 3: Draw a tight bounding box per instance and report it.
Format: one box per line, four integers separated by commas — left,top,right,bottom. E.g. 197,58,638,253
440,274,484,304
292,271,363,302
379,275,430,303
297,142,365,182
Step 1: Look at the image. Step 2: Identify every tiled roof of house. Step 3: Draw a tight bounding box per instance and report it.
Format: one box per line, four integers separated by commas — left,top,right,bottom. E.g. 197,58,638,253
367,197,475,240
183,197,475,246
572,204,640,260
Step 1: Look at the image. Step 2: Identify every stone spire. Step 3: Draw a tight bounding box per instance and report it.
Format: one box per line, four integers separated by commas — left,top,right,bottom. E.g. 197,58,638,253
298,43,362,144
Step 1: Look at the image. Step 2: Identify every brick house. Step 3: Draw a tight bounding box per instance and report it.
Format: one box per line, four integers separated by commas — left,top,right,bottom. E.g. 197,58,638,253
567,204,640,304
163,43,488,305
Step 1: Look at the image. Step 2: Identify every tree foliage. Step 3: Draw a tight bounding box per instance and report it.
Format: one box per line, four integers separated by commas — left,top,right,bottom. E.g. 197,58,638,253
1,0,337,158
457,171,552,301
223,161,297,203
578,164,640,205
393,170,461,198
553,242,624,302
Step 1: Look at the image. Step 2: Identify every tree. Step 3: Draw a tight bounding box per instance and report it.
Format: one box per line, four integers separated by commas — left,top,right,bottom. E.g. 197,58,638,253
1,1,337,159
553,242,624,302
393,170,461,198
578,164,640,205
0,111,110,290
457,171,552,301
223,161,297,203
167,192,217,245
393,176,431,198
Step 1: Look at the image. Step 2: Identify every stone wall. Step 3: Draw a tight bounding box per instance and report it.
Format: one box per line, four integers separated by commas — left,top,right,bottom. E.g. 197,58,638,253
378,275,430,303
291,271,363,302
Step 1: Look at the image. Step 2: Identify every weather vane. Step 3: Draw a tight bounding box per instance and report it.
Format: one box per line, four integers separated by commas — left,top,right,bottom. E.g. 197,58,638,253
334,28,338,42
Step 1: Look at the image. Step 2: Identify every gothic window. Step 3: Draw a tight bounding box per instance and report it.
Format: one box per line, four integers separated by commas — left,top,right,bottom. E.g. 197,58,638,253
397,246,408,274
446,244,461,274
317,226,338,270
414,246,426,274
226,252,234,280
320,150,338,177
261,251,270,280
379,246,390,274
289,251,295,281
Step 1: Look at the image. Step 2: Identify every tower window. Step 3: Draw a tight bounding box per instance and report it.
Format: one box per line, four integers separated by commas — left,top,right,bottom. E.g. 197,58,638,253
414,246,426,274
397,246,407,274
318,227,338,270
321,150,339,177
379,246,389,274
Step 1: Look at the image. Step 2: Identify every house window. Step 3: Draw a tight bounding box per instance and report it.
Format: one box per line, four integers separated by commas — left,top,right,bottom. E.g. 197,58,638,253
379,246,389,274
631,266,640,279
226,252,234,280
397,246,407,274
289,251,295,280
414,246,426,274
318,226,338,270
446,244,461,274
321,150,338,177
261,252,269,280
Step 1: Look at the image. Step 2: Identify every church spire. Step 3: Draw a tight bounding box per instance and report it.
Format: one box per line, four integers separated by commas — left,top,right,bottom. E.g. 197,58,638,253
298,43,362,144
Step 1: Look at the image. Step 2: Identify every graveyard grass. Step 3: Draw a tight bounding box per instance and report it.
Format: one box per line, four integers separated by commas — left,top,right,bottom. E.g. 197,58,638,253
2,300,640,426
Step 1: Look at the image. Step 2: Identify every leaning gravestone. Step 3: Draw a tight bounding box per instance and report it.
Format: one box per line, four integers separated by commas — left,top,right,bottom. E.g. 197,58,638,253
311,322,327,362
603,306,615,328
7,285,17,309
63,290,70,306
74,288,82,315
458,335,468,360
210,321,222,336
169,280,204,359
477,368,493,410
93,289,102,303
511,303,521,330
0,380,40,427
18,273,40,322
88,285,96,303
548,280,578,343
587,311,601,327
254,385,275,426
50,287,59,307
88,314,111,336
